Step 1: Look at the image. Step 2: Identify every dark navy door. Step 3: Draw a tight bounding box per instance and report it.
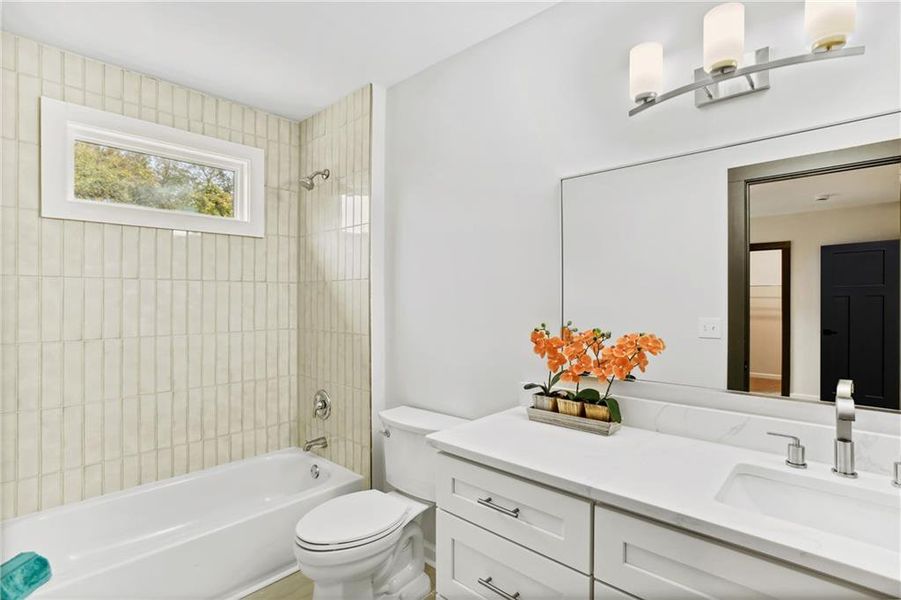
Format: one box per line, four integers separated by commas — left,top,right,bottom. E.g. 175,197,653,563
820,239,900,410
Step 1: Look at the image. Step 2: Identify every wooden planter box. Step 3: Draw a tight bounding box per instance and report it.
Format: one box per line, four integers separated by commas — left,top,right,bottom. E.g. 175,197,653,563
526,407,621,436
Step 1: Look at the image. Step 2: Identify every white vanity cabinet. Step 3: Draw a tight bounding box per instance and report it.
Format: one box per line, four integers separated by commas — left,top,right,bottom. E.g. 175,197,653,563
593,505,879,600
435,452,884,600
435,453,592,599
435,452,592,572
437,511,592,599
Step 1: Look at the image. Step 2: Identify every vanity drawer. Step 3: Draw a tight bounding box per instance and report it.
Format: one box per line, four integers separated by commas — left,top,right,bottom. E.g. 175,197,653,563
594,580,639,599
436,453,592,573
437,509,591,600
594,505,880,599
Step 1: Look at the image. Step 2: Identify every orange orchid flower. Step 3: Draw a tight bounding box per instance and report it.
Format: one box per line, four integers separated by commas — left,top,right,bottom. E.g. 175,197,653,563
529,323,664,409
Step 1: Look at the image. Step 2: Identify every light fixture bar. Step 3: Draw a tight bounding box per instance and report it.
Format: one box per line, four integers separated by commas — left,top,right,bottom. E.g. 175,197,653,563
629,45,864,116
695,47,771,108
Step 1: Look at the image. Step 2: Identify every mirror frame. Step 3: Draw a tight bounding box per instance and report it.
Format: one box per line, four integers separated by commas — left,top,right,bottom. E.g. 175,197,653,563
726,139,901,398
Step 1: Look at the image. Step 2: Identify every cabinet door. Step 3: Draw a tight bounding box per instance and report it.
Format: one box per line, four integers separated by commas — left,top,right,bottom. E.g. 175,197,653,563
436,453,592,573
594,505,880,600
437,509,591,600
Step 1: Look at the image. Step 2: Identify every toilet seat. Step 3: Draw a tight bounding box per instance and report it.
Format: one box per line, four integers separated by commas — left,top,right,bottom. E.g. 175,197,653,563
295,490,410,553
296,520,404,552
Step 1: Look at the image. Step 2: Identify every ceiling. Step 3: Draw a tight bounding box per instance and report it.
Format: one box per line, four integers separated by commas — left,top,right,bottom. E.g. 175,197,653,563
0,1,553,120
750,162,901,218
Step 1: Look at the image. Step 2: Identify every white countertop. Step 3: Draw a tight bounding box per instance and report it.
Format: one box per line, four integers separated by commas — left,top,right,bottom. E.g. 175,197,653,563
427,408,901,596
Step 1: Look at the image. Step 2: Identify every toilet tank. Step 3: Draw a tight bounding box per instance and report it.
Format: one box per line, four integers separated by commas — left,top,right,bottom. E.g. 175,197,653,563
379,406,468,502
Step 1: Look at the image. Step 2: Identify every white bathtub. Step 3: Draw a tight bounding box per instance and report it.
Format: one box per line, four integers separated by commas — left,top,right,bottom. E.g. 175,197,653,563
1,448,363,599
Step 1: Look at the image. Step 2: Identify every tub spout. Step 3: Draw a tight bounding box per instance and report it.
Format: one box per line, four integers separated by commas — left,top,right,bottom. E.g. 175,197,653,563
303,436,328,452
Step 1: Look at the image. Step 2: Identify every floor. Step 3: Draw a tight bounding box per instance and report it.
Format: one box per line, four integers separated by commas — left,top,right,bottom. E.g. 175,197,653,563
245,565,437,600
749,376,782,395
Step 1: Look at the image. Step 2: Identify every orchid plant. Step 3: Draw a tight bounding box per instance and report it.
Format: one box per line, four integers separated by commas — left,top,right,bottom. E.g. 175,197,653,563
525,322,666,423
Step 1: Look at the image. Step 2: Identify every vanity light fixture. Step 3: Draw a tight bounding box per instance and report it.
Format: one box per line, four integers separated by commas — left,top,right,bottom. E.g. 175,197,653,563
805,0,856,52
629,42,664,103
628,0,863,116
703,3,745,74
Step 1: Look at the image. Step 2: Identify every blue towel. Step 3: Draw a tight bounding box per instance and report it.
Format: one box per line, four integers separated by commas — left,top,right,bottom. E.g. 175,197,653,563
0,552,52,600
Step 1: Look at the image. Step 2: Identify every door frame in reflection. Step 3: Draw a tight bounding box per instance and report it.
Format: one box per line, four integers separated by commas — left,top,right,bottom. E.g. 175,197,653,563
749,242,791,397
726,139,901,401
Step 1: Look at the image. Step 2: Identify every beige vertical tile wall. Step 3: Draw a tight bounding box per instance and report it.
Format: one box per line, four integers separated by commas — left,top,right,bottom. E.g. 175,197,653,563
298,86,372,486
0,33,301,518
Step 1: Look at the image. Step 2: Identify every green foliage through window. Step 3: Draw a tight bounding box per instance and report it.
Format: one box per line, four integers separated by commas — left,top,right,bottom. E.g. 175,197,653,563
74,141,235,217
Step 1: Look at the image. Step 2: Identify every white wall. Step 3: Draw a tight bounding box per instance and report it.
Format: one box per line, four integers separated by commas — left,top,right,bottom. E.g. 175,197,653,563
751,202,901,399
750,250,782,287
384,2,901,420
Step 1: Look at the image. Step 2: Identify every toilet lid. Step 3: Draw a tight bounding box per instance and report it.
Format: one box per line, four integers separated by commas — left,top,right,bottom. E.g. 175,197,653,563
295,490,409,547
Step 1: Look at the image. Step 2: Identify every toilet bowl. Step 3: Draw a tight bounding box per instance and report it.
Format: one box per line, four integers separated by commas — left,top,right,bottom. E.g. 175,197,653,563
294,406,468,600
294,489,430,600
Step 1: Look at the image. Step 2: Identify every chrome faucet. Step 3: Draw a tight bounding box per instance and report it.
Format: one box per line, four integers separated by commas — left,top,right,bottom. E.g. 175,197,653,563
766,432,807,469
833,379,857,478
303,436,328,452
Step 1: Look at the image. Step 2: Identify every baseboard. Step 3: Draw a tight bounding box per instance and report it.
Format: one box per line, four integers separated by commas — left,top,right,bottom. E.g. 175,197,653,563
750,372,781,380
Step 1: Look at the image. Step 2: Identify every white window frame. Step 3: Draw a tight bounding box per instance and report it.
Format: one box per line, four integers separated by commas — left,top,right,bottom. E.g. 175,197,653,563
40,96,265,237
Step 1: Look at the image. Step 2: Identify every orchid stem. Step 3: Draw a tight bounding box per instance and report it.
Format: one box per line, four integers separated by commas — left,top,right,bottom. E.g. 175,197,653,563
604,377,614,399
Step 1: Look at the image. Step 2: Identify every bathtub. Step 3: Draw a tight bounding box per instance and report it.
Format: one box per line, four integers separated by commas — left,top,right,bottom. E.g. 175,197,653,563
1,448,363,599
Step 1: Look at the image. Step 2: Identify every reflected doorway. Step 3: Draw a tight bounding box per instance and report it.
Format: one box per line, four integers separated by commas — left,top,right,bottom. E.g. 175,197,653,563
730,150,901,408
749,242,791,397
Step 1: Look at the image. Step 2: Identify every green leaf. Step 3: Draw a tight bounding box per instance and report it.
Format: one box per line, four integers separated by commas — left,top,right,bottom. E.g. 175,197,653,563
603,397,622,423
550,371,563,387
523,383,548,392
575,388,601,402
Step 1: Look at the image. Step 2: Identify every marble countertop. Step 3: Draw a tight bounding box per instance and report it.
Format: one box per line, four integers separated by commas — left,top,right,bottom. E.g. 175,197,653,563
426,407,901,596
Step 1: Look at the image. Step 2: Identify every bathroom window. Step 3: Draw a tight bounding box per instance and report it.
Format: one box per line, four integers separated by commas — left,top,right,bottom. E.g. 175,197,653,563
41,97,265,237
74,141,237,217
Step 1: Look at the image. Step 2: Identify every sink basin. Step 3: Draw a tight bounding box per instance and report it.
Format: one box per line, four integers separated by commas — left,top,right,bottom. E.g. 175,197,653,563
716,464,901,552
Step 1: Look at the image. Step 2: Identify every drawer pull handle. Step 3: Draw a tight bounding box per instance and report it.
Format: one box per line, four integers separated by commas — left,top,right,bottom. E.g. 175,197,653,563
477,497,520,518
478,577,520,600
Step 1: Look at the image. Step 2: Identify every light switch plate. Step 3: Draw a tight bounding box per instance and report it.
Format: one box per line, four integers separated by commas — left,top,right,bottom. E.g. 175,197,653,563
698,317,722,339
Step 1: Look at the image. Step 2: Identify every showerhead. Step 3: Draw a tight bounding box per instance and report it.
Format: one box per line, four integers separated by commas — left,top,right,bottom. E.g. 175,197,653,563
300,169,330,191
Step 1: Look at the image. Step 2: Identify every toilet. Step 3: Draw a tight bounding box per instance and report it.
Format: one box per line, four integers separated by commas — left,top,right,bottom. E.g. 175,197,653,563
293,406,468,600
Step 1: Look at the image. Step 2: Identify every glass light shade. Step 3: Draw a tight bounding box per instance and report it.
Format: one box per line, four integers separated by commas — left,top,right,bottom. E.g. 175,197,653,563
805,0,856,52
703,3,745,74
629,42,663,103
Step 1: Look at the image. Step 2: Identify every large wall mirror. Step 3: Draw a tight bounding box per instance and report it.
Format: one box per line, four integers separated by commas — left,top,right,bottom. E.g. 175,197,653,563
562,113,900,413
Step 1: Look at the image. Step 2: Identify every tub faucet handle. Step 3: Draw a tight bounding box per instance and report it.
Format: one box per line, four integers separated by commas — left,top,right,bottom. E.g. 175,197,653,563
313,389,331,420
